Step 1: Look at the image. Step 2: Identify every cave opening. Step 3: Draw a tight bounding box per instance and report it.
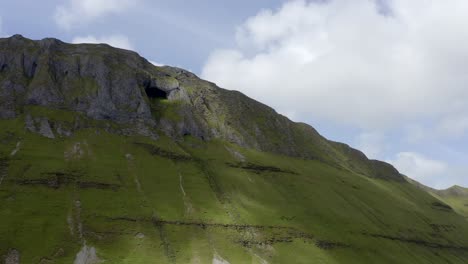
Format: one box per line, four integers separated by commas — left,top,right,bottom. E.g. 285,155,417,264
145,87,168,99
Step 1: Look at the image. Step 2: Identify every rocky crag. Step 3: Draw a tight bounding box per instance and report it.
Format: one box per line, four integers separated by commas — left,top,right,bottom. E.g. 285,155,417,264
0,34,401,181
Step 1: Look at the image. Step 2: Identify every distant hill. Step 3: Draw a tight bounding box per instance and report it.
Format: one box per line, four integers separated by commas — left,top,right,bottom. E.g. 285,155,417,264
437,186,468,219
406,176,468,220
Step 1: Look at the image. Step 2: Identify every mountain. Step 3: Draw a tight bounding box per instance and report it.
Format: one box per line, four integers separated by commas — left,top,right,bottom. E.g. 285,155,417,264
1,35,468,263
407,176,468,220
436,186,468,219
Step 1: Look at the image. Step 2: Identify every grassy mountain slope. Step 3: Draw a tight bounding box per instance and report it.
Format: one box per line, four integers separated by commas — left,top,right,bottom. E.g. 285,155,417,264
437,186,468,219
2,109,468,263
0,34,402,182
407,176,468,220
1,36,468,263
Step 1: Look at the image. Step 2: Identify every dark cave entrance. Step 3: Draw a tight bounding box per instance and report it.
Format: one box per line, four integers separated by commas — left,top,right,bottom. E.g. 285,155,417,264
145,87,168,99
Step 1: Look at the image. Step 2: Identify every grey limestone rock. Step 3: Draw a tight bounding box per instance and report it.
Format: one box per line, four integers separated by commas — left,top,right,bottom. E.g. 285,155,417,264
24,114,36,132
4,249,20,264
38,118,55,139
74,245,101,264
56,123,73,137
0,35,404,181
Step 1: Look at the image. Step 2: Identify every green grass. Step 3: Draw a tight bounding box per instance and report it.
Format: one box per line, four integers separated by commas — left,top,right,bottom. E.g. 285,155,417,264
149,98,183,122
443,197,468,219
431,186,468,220
2,114,468,263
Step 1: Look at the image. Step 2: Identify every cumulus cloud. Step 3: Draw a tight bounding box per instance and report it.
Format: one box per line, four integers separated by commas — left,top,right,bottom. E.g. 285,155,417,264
71,34,133,50
202,0,468,130
54,0,136,30
389,152,447,180
149,60,165,67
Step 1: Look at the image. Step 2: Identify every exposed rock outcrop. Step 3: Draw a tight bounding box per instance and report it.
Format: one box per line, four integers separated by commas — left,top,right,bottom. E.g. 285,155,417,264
38,118,55,139
3,249,20,264
0,35,404,181
74,245,101,264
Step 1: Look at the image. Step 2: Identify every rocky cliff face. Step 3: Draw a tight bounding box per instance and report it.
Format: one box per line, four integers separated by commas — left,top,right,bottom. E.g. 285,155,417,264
0,35,176,122
0,35,403,181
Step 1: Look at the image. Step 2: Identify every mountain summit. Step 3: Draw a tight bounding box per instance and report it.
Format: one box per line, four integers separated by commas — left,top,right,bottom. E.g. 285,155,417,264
0,34,401,181
1,35,468,263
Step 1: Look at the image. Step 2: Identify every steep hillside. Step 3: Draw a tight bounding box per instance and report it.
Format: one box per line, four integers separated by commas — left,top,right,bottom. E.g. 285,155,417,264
1,35,468,263
0,34,401,182
436,186,468,219
407,177,468,220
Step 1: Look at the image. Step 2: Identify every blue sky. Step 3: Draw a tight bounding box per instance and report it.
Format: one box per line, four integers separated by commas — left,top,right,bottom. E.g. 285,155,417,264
0,0,284,71
1,0,467,189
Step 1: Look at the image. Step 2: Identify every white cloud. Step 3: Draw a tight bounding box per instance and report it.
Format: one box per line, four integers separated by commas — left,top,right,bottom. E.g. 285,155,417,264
149,60,165,67
202,0,468,130
388,152,449,187
54,0,136,30
72,34,133,50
